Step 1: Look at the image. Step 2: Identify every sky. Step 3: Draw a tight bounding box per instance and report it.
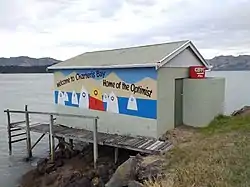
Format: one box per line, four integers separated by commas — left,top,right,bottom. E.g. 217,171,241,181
0,0,250,60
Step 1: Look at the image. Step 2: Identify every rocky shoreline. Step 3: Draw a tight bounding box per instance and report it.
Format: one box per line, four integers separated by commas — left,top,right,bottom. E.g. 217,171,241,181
19,142,165,187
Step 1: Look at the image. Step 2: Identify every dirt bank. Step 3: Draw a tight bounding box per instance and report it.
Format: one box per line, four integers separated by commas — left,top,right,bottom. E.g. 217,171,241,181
19,144,134,187
19,139,167,187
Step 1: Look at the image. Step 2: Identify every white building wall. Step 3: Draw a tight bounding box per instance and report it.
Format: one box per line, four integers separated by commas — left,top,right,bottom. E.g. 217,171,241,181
157,47,205,137
55,106,157,138
157,67,189,137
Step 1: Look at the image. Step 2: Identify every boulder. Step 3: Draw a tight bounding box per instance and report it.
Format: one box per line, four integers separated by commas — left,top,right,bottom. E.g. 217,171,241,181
37,158,48,174
75,177,92,187
128,180,144,187
87,170,96,180
62,176,92,187
105,157,137,187
97,164,110,184
92,177,100,187
44,172,59,186
60,171,83,187
137,157,165,181
55,159,64,168
45,162,56,174
232,105,250,116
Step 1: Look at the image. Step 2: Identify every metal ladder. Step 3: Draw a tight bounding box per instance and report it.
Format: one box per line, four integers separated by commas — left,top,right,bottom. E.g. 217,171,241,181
6,105,32,157
7,119,27,155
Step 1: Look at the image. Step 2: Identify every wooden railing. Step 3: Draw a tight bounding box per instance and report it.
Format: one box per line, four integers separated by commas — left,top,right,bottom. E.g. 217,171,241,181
4,105,99,168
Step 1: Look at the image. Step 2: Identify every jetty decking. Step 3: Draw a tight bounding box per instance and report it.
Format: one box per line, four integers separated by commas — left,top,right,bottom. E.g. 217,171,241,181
4,105,172,168
19,123,172,154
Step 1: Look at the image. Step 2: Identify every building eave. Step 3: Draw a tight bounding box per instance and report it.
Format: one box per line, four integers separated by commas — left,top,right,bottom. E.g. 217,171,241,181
47,63,157,71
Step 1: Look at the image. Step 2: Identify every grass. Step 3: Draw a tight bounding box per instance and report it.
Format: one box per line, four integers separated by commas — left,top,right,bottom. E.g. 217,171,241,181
145,114,250,187
201,114,250,134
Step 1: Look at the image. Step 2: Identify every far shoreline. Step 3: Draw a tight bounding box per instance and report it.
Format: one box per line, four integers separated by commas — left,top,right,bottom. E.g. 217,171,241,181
1,69,250,74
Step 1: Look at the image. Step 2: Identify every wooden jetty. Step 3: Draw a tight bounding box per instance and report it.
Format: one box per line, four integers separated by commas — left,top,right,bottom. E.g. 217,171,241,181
4,105,172,169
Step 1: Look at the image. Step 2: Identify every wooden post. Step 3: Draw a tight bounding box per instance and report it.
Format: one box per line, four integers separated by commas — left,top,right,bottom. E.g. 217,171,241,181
25,105,32,158
48,130,51,153
7,109,12,155
115,148,119,164
93,118,98,169
69,139,74,150
49,114,55,162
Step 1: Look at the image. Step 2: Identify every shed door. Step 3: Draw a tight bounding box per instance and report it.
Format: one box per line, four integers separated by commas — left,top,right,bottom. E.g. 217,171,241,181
174,79,183,127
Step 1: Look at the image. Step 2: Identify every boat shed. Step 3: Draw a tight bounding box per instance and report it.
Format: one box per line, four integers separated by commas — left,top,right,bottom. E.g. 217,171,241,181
47,40,225,139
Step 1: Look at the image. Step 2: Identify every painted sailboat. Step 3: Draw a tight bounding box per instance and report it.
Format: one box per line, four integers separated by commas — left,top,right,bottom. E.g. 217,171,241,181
64,91,69,102
89,88,105,111
57,90,65,105
71,91,79,105
79,86,89,109
102,93,108,111
107,92,119,113
127,95,138,111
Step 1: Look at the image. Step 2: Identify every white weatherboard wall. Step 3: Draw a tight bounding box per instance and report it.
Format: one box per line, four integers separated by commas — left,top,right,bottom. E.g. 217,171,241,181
183,78,225,127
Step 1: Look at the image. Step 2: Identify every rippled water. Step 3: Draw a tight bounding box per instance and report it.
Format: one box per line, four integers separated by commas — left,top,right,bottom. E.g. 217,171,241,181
0,71,249,186
0,73,55,186
207,71,250,114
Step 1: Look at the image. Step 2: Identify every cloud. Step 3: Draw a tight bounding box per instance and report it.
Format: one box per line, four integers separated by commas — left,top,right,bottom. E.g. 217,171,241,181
0,0,249,60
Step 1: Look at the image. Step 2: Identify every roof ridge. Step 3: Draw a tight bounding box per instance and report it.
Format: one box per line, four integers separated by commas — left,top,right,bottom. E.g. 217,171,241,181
47,39,212,71
84,40,190,54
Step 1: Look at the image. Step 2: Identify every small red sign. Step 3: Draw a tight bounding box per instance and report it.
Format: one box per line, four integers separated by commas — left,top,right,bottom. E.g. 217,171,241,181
189,66,206,79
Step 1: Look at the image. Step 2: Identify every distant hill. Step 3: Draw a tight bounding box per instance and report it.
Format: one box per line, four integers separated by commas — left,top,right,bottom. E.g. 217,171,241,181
0,55,250,73
208,55,250,71
0,56,61,73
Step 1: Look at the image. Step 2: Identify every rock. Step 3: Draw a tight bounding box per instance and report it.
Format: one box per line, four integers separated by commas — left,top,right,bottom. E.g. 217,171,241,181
55,159,64,168
63,176,92,187
97,164,110,183
72,150,80,157
108,169,115,175
87,170,96,179
58,139,66,150
60,171,82,187
44,172,59,186
55,150,64,160
92,177,100,186
75,176,92,187
74,142,90,152
159,135,168,141
37,158,48,174
24,157,32,162
64,149,72,159
45,163,56,174
137,158,165,181
105,157,137,187
232,105,250,116
69,171,82,182
128,180,144,187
